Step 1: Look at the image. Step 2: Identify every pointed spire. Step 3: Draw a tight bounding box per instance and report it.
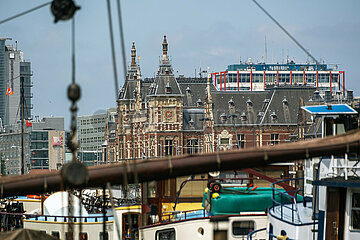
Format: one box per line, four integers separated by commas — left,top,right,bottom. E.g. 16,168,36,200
162,35,168,62
131,41,136,66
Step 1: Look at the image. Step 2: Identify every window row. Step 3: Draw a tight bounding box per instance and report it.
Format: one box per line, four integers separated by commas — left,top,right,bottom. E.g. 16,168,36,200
79,117,106,125
80,127,106,134
156,221,254,239
217,73,340,84
80,136,104,144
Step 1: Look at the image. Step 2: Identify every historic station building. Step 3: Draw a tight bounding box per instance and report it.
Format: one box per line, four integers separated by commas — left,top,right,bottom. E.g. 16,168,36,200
110,36,332,216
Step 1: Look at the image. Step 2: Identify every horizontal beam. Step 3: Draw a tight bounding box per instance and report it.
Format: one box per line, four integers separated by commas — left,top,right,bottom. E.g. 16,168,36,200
1,130,360,198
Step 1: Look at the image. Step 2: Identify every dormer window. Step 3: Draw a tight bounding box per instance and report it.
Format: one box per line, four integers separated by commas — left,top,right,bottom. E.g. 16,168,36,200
282,97,288,106
165,82,172,94
220,113,227,123
133,89,137,98
270,112,278,121
228,98,235,107
189,118,194,127
246,99,253,107
186,86,191,94
119,88,125,99
196,99,203,107
257,112,264,119
241,112,247,122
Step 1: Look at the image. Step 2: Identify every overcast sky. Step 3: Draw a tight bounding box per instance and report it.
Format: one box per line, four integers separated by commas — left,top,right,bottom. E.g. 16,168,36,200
1,0,360,128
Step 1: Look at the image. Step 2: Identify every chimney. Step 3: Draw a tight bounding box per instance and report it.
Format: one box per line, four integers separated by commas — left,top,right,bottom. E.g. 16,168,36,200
313,91,321,101
325,90,331,103
347,90,353,102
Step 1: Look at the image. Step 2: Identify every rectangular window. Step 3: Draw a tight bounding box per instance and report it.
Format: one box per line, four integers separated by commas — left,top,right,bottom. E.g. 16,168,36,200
156,228,175,240
51,231,60,239
99,232,108,240
232,221,255,236
79,232,88,240
147,181,158,198
351,192,360,230
237,134,245,149
271,134,279,145
165,139,173,156
186,139,199,154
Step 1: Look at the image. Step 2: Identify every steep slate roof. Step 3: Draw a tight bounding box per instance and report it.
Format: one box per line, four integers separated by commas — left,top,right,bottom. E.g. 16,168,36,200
148,36,182,97
212,91,270,125
261,87,316,124
212,87,316,125
150,68,182,96
178,78,216,107
121,80,137,100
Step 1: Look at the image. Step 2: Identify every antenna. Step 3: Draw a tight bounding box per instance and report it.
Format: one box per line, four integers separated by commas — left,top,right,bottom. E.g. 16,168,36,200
264,36,267,63
286,49,289,64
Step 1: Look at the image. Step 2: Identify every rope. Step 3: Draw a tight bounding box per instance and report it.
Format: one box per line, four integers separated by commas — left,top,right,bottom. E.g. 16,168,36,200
116,0,127,89
0,2,51,25
106,0,119,100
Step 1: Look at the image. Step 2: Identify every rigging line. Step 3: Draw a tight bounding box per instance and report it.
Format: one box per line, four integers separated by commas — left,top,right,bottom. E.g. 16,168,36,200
71,18,76,84
0,2,51,25
116,0,127,85
251,0,321,66
106,0,120,100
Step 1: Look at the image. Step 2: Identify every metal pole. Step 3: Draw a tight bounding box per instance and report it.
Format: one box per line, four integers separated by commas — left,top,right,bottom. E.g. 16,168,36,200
102,185,106,239
20,75,25,175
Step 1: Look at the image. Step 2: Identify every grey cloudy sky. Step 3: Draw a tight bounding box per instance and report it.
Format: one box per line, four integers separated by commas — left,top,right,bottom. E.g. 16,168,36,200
1,0,360,128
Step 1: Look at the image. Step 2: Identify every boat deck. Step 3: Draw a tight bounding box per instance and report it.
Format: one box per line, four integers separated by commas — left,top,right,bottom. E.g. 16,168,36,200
269,201,314,225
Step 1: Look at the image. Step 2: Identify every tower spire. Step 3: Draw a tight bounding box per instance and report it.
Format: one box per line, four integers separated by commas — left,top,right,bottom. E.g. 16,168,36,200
162,35,168,62
131,41,136,66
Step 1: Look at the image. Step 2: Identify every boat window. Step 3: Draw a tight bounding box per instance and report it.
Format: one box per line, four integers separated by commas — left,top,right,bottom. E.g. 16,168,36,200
79,232,88,240
156,228,175,240
51,231,60,239
232,221,255,236
99,231,109,240
123,213,139,240
148,181,158,198
351,192,360,230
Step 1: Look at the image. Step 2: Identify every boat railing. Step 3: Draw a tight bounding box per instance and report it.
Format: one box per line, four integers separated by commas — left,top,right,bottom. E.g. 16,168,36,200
247,227,266,240
0,211,114,223
246,227,296,240
271,178,304,224
161,209,208,223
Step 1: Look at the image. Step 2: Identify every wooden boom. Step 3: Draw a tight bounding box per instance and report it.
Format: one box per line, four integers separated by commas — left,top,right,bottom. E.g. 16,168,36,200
1,129,359,198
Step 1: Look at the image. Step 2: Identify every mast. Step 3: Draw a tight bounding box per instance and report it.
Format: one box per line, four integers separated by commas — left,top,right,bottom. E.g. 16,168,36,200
20,74,25,175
